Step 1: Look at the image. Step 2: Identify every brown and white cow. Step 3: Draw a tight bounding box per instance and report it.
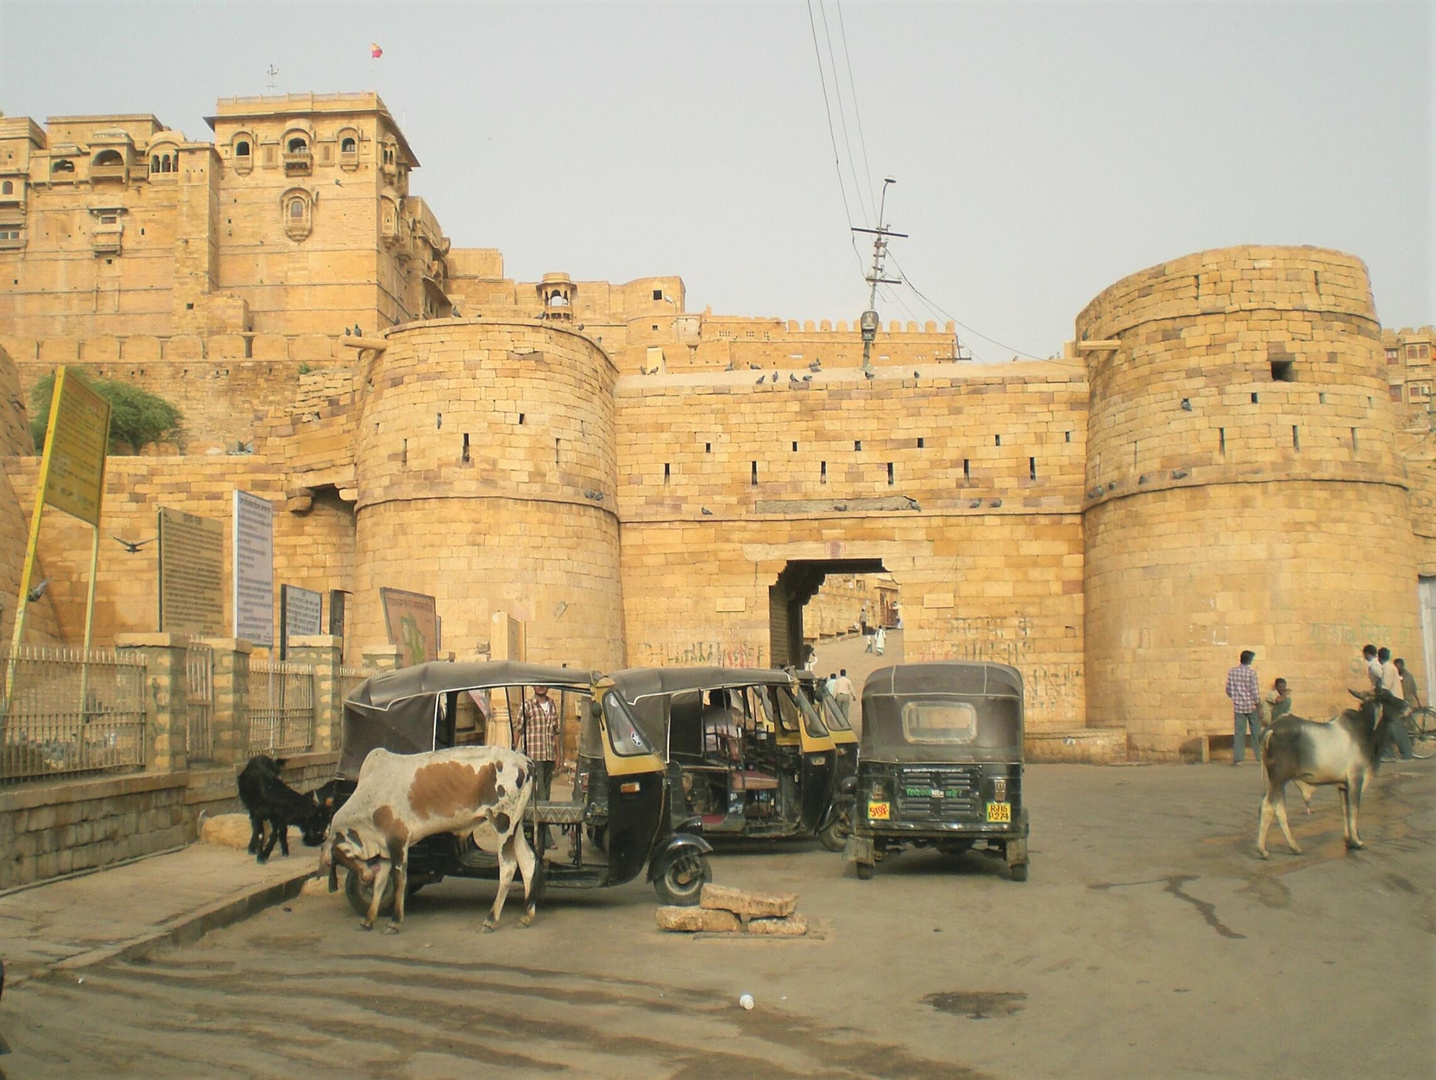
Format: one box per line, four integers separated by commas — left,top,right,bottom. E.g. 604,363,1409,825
318,746,537,932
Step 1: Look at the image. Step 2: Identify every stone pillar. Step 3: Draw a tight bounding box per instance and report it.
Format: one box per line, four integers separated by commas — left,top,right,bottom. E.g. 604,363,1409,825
289,634,343,753
115,632,189,773
361,644,402,673
208,638,253,766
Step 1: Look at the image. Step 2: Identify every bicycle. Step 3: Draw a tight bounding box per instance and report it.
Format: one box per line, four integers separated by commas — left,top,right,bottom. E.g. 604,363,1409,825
1401,705,1436,759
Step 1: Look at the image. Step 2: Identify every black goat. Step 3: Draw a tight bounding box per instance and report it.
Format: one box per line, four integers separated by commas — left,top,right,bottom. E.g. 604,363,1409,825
237,755,330,863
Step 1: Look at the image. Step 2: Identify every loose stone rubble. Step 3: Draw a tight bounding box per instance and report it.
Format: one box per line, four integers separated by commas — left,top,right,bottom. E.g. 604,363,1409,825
657,884,808,936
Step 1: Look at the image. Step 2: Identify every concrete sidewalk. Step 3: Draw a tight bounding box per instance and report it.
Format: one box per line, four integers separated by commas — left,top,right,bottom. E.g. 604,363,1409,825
0,843,315,986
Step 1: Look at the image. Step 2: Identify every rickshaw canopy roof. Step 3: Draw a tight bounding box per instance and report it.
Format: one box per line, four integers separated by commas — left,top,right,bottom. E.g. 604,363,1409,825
600,666,796,704
860,662,1024,762
341,661,595,777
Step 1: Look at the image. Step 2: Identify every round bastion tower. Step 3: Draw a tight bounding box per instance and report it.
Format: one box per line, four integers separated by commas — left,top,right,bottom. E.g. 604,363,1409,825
349,319,625,670
1078,246,1421,759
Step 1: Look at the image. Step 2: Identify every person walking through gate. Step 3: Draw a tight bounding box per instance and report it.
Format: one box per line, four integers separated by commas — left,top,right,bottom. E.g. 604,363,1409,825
834,669,855,721
1378,647,1413,761
1224,650,1261,765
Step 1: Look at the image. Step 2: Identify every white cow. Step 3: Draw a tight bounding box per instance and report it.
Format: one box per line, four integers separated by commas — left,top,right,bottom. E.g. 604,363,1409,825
319,746,538,932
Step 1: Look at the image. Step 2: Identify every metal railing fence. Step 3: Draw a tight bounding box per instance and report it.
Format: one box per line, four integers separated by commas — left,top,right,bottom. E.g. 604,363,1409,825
184,640,215,763
1,645,147,785
247,659,315,756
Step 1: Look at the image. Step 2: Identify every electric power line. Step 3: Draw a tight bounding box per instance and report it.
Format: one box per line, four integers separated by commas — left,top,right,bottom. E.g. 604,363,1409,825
889,253,1050,362
805,0,868,277
833,0,878,221
816,0,873,227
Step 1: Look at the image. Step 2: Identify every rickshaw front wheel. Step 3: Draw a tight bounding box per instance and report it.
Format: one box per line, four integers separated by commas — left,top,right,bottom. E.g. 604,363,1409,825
817,812,850,853
654,852,710,906
345,867,397,918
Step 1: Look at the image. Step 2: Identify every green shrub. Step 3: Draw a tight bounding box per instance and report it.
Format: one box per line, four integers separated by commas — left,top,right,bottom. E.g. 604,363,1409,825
29,371,188,454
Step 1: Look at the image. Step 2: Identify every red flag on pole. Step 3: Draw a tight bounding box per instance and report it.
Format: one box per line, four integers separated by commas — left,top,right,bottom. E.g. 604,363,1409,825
371,43,383,58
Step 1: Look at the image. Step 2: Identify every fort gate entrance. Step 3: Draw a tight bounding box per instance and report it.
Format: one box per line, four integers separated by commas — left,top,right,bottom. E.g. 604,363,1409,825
769,558,891,668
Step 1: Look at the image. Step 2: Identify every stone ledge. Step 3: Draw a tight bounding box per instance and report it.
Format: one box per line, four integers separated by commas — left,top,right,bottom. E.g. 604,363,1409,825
0,771,185,812
1025,728,1129,765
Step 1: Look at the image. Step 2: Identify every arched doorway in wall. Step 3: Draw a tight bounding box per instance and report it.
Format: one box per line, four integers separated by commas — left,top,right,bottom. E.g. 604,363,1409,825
768,559,900,672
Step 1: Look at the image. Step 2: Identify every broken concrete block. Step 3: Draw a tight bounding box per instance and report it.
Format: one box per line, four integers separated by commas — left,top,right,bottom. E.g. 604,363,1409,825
748,915,809,936
656,906,742,933
700,883,797,919
199,813,255,849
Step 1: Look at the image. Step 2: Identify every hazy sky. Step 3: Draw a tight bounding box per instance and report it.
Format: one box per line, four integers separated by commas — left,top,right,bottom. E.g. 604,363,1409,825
1,1,1430,360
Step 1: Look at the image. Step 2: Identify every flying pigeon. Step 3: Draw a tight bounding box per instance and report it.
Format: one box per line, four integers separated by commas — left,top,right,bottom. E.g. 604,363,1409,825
27,579,48,602
113,536,154,554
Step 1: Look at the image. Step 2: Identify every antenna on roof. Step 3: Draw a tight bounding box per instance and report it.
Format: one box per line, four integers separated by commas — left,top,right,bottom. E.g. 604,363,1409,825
266,65,280,93
852,178,906,374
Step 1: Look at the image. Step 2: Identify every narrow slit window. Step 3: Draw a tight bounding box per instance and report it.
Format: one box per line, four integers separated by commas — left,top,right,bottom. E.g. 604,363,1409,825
1029,457,1037,481
887,462,894,486
1219,427,1226,455
462,434,470,463
705,442,711,453
854,440,862,451
436,413,442,429
917,437,924,449
820,461,827,484
664,463,670,484
518,413,525,425
401,439,408,465
1351,427,1359,452
554,438,560,464
751,461,758,486
995,434,1001,446
1065,431,1072,443
963,458,970,480
1292,425,1300,450
1251,392,1259,403
792,441,798,452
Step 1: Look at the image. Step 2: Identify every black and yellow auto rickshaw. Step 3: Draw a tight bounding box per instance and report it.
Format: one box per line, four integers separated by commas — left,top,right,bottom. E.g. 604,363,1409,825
845,662,1030,881
794,669,859,851
337,660,714,911
598,667,838,840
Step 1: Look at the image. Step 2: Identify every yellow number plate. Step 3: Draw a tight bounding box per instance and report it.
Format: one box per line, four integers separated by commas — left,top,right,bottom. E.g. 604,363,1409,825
868,801,890,820
986,802,1011,823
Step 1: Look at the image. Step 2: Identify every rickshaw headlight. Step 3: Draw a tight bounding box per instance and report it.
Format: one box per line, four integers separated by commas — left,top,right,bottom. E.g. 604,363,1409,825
810,755,826,766
992,778,1008,802
618,781,641,794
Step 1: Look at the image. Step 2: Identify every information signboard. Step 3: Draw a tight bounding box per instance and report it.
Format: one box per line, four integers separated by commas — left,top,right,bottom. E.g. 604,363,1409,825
40,368,110,526
279,584,323,659
233,491,275,647
380,587,439,667
157,507,225,636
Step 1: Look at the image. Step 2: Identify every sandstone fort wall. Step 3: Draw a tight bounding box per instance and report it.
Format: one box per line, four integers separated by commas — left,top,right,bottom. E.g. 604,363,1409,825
1078,247,1420,756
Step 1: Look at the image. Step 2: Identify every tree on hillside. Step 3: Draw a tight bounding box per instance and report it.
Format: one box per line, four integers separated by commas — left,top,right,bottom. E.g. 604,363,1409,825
29,371,187,454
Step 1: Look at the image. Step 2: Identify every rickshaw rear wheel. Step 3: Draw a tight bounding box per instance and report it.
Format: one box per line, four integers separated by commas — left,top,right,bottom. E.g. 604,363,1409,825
817,813,850,853
654,852,710,906
855,861,874,880
345,867,397,918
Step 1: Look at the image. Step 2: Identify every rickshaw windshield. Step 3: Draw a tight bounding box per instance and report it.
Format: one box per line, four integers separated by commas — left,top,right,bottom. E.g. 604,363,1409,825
817,687,852,732
781,685,830,740
901,699,977,744
602,691,657,757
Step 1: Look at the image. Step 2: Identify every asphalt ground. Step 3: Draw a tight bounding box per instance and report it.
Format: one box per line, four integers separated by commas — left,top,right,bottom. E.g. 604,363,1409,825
1,756,1430,1080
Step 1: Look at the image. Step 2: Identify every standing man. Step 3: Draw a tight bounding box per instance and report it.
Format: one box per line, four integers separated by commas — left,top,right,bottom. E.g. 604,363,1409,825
1224,650,1261,765
833,668,855,721
1395,657,1422,709
1363,643,1382,692
1378,647,1413,761
1261,677,1292,727
874,626,887,656
516,685,561,802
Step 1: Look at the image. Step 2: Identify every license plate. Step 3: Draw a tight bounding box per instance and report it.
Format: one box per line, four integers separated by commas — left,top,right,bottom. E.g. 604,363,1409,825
986,802,1011,823
868,801,890,820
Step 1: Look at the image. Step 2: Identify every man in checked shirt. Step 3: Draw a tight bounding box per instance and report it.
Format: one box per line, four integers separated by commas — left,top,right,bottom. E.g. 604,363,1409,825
516,685,561,802
1225,650,1261,765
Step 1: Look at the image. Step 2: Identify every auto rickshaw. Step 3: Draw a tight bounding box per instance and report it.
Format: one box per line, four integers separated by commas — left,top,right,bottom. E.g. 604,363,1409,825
598,667,837,840
845,662,1030,881
794,669,859,851
336,661,714,912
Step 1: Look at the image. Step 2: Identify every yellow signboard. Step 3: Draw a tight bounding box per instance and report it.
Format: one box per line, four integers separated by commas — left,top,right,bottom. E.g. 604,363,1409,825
40,367,111,526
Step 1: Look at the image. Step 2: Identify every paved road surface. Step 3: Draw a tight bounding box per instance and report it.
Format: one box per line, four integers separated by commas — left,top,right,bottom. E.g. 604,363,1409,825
3,758,1430,1079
